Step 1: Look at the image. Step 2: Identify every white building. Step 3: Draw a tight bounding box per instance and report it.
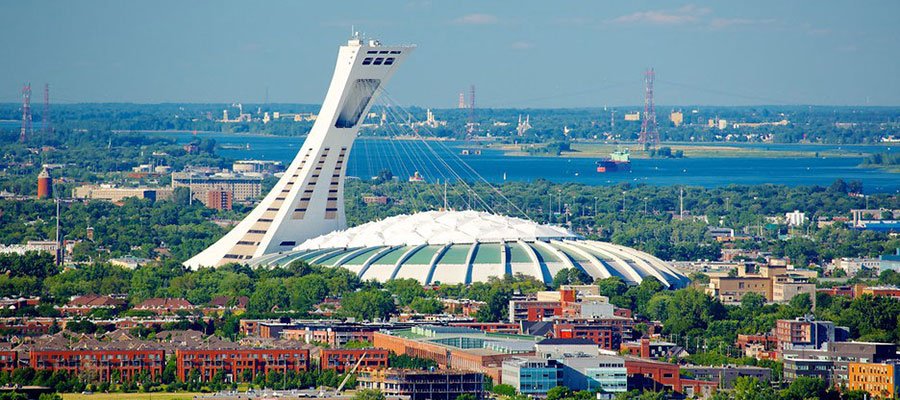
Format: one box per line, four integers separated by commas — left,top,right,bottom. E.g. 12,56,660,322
785,210,807,227
831,257,881,276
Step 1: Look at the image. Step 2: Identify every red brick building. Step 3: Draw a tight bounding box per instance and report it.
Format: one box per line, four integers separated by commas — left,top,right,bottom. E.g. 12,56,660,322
205,190,233,210
30,349,165,382
552,323,621,351
176,348,309,382
0,351,17,373
320,348,389,372
624,357,717,397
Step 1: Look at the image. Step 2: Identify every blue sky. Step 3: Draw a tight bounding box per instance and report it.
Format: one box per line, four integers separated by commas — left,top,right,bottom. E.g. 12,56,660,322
2,1,898,107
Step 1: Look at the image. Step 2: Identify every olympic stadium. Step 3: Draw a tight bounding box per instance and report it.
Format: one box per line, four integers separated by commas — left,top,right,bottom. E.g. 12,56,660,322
247,210,689,288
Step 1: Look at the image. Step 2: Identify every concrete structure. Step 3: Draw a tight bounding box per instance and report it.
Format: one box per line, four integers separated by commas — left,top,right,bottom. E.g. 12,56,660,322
358,369,485,400
534,338,598,358
36,168,52,199
72,185,174,202
249,210,689,286
232,160,283,175
186,36,414,268
848,361,900,399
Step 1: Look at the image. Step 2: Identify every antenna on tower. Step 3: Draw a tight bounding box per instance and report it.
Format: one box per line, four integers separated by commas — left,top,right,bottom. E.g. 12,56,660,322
43,83,51,139
19,83,33,143
638,68,659,148
466,84,476,138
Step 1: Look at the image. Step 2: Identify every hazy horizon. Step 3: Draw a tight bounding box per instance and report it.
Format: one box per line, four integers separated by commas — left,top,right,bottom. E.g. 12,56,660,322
3,1,899,107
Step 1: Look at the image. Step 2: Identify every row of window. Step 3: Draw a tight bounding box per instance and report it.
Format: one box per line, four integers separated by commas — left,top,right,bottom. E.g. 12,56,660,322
362,57,395,66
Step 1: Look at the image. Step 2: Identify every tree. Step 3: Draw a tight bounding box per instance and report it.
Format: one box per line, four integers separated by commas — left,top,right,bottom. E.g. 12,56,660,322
732,377,777,400
409,297,444,314
492,384,516,397
456,394,476,400
546,386,572,400
341,289,396,321
353,389,386,400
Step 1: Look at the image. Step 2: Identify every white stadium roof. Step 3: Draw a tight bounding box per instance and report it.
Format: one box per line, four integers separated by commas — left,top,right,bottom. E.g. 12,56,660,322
248,210,689,288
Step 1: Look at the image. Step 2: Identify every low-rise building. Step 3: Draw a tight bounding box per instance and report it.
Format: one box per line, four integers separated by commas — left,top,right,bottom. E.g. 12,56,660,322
502,357,561,395
848,360,900,399
72,185,174,202
358,369,485,400
133,298,195,315
319,348,389,372
624,357,717,398
775,316,849,350
782,341,898,386
176,348,309,382
59,295,126,316
681,365,772,389
31,349,165,382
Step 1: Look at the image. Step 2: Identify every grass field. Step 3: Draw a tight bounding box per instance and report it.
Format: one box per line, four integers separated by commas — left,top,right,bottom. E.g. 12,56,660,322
62,393,205,400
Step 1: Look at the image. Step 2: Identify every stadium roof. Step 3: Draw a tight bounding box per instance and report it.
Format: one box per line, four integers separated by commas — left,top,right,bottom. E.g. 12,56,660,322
249,210,689,288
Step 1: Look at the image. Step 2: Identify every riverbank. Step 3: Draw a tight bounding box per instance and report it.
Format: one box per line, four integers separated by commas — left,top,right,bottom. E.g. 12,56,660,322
497,142,886,159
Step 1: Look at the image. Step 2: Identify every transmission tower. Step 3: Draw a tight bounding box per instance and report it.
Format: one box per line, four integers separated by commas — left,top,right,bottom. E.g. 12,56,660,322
638,68,659,147
43,83,51,137
466,84,476,137
19,83,33,143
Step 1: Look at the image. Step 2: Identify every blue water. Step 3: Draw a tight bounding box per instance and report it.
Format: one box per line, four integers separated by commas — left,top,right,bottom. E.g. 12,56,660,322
146,132,900,193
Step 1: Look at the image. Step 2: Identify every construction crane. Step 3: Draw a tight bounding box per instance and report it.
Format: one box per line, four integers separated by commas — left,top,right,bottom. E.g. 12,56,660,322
334,351,367,395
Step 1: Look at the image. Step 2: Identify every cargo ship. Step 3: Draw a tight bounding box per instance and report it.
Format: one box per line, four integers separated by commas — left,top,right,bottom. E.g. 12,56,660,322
596,148,631,173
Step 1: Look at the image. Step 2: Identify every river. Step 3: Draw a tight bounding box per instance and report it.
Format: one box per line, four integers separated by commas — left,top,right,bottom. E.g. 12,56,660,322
147,132,900,193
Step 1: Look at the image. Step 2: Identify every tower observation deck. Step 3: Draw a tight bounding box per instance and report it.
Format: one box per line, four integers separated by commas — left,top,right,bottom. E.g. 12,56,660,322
185,36,415,268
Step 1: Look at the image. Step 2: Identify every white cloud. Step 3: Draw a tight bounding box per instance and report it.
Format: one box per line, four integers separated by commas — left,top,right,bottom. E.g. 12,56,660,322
452,13,499,25
709,17,775,29
511,41,534,50
612,4,711,26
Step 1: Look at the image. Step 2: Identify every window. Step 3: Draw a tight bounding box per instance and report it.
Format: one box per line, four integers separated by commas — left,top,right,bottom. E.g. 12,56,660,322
335,79,381,128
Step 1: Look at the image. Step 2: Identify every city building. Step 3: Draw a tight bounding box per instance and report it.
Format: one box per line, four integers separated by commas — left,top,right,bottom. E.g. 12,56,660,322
624,356,717,398
232,160,284,175
31,349,165,382
205,190,233,210
848,361,900,399
785,210,807,227
170,171,262,204
373,325,539,382
37,168,52,199
319,348,389,372
72,185,174,203
0,351,17,373
557,354,627,394
624,112,640,121
357,369,485,400
621,338,688,360
58,295,126,316
669,111,683,127
680,365,771,389
176,348,310,382
775,316,849,350
831,257,880,276
534,338,598,358
133,298,195,315
881,249,900,273
706,263,816,303
502,357,561,395
782,342,898,386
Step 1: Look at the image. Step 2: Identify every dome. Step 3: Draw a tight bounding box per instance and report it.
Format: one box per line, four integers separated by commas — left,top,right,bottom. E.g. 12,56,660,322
248,210,689,288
